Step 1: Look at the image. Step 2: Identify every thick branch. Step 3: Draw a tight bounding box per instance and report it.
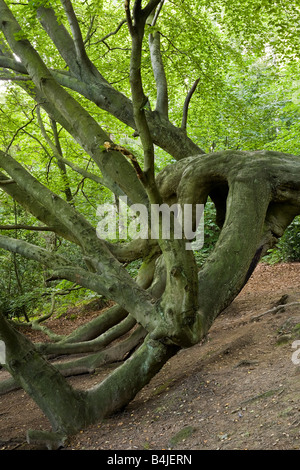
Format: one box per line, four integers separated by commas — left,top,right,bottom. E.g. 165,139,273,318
85,335,178,423
0,55,27,73
0,1,148,206
36,105,122,194
60,0,88,64
36,4,105,82
37,315,137,356
149,31,168,118
0,171,79,244
0,234,70,270
0,311,87,435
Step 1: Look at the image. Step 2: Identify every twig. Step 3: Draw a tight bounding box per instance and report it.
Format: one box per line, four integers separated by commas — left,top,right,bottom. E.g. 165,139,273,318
0,224,56,231
60,0,87,62
83,14,96,45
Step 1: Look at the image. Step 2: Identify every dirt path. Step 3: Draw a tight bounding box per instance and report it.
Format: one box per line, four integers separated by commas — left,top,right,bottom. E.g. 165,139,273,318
0,262,300,451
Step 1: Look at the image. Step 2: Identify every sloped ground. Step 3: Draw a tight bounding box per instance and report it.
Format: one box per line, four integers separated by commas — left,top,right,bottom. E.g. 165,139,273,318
0,262,300,451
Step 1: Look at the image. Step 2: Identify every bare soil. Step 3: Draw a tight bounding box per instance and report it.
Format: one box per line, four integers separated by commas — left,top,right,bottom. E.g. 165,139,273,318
0,262,300,451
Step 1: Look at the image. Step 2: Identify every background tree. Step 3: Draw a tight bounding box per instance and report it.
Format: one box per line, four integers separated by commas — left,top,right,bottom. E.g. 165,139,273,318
0,0,299,448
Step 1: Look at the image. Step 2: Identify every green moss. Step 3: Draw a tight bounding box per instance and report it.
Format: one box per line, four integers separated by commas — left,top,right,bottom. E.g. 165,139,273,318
169,426,197,448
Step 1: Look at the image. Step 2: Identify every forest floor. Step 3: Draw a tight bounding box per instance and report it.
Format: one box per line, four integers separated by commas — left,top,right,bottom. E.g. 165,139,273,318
0,262,300,451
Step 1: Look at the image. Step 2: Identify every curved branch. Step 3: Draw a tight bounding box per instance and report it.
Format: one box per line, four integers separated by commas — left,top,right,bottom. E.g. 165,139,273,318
181,78,200,132
149,31,168,118
159,150,300,334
